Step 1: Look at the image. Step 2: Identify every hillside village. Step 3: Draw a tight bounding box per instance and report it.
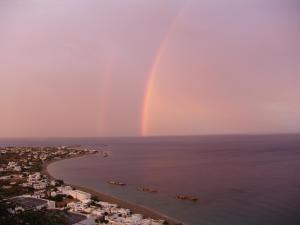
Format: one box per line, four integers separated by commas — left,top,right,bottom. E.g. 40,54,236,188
0,146,168,225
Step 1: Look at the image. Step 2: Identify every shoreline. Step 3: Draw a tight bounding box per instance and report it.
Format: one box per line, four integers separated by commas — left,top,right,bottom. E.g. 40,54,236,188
42,153,184,225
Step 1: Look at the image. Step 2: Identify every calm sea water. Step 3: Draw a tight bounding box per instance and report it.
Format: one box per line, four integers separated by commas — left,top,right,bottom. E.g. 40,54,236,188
1,135,300,225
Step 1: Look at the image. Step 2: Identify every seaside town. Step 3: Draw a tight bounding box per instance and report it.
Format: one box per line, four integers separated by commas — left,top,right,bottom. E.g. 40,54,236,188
0,146,170,225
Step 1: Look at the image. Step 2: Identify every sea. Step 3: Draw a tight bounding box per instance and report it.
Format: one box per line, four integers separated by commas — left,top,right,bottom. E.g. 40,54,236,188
1,134,300,225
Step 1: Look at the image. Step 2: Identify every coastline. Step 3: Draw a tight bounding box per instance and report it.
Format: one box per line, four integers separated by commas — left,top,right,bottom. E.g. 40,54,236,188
42,153,184,225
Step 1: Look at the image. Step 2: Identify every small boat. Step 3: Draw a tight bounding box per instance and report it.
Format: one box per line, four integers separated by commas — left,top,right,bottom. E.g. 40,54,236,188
137,187,158,193
102,151,111,157
107,180,126,186
176,195,198,202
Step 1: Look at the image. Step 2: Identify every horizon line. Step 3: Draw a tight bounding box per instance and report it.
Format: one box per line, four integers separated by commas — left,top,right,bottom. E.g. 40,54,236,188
1,132,300,140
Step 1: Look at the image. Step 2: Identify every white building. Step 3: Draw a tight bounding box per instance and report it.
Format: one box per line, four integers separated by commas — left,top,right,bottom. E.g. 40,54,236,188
28,172,41,183
14,166,22,172
68,190,91,201
0,176,10,180
7,162,17,168
98,201,118,209
33,182,47,190
57,185,73,195
50,191,57,197
21,183,31,187
68,202,86,212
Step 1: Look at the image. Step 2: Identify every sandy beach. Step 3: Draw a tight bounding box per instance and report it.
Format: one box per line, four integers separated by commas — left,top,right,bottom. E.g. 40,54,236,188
42,153,184,225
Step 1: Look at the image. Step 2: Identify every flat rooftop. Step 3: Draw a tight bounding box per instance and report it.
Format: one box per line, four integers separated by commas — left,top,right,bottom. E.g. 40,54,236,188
9,197,47,210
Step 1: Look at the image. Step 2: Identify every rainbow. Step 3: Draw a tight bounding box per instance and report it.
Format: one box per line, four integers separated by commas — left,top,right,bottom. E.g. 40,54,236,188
141,6,187,136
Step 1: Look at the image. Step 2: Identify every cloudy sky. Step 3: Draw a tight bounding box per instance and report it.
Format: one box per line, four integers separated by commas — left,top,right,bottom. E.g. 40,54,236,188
0,0,299,137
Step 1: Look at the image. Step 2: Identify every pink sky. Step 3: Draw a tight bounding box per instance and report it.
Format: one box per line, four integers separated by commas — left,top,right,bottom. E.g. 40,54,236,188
0,0,300,137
